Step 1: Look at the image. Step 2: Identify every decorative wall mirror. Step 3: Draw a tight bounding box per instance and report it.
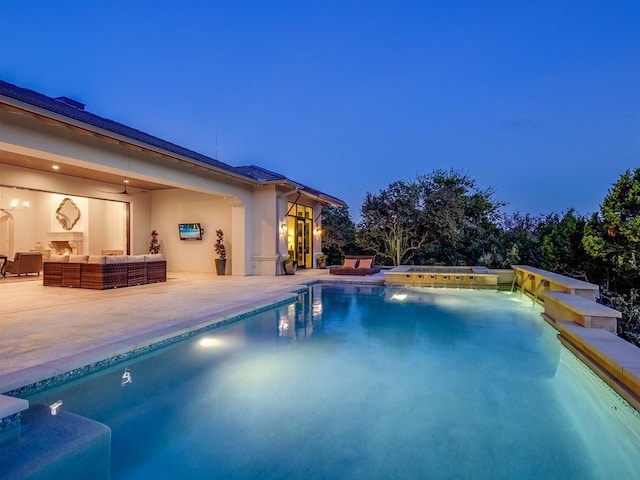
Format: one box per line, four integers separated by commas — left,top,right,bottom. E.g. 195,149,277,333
56,197,81,230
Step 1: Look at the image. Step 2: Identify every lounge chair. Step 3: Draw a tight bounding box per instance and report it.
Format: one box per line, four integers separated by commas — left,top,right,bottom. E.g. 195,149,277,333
329,255,381,276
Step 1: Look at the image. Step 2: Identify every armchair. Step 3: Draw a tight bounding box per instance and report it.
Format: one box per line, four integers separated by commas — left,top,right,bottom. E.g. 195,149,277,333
5,252,43,276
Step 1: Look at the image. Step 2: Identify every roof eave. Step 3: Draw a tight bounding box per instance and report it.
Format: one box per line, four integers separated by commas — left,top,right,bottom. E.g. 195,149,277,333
0,94,260,186
273,180,346,207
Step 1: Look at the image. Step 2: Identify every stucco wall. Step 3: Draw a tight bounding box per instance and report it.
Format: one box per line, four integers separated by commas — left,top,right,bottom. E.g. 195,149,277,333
251,186,277,275
150,189,232,273
88,198,128,254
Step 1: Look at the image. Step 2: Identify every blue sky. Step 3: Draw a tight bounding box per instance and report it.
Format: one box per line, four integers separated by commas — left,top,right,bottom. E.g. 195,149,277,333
1,1,638,219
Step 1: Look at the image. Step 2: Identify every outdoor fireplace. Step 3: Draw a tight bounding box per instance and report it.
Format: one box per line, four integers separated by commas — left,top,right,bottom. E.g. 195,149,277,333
46,231,84,255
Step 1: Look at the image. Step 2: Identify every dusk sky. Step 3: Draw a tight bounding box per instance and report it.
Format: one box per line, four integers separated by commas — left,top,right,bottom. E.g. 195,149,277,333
2,1,638,219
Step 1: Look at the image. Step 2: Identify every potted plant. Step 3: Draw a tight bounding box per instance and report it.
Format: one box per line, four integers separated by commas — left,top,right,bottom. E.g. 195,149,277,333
283,257,297,275
149,230,161,254
316,254,327,269
214,229,227,275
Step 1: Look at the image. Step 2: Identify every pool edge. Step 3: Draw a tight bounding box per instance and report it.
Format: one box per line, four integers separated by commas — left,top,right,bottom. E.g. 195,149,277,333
1,291,301,398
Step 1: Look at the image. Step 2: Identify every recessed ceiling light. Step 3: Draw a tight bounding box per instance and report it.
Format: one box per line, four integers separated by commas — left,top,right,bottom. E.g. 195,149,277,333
52,165,59,170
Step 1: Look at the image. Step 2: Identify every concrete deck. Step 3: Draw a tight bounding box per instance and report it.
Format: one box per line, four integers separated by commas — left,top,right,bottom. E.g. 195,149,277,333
0,270,384,393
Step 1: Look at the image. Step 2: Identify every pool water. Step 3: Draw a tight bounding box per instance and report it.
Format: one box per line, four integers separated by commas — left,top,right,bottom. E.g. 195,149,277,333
30,285,640,479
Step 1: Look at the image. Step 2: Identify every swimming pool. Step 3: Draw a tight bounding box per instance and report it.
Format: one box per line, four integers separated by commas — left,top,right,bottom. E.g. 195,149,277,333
26,285,640,479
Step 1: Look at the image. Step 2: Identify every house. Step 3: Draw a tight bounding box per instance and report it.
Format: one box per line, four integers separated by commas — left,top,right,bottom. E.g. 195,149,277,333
0,79,345,275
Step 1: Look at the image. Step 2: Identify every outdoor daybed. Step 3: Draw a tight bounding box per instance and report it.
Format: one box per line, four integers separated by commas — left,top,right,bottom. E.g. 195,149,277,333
329,255,381,276
43,254,166,289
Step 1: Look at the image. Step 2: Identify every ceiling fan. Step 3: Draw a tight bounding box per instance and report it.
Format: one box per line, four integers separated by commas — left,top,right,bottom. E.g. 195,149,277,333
97,178,146,196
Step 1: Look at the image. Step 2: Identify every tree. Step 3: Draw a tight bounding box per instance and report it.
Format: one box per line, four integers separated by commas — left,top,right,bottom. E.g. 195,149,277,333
357,169,504,266
497,212,544,267
321,205,357,266
357,180,428,266
417,169,504,265
583,168,640,290
538,209,590,280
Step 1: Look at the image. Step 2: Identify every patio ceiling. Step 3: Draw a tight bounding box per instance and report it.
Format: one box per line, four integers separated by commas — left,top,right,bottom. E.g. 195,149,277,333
0,150,172,191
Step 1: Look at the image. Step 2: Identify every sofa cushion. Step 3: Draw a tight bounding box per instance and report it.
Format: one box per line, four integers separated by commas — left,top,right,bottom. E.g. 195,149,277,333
342,258,357,268
145,254,165,262
49,255,69,263
88,255,107,264
68,255,89,263
358,258,372,269
129,255,146,263
105,255,129,264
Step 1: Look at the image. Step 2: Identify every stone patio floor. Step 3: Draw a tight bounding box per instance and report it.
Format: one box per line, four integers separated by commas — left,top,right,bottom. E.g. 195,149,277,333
0,270,384,393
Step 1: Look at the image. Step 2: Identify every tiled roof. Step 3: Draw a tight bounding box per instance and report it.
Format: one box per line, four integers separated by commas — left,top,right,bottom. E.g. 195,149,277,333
235,165,287,182
0,79,240,176
298,184,346,206
238,165,345,205
0,78,346,206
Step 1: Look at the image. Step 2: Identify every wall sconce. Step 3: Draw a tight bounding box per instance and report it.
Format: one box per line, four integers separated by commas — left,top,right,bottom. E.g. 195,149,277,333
8,199,29,211
313,227,322,238
280,224,288,235
0,188,30,211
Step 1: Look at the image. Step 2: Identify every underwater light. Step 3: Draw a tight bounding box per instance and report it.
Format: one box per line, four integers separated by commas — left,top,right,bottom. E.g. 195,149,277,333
199,337,221,348
391,293,407,301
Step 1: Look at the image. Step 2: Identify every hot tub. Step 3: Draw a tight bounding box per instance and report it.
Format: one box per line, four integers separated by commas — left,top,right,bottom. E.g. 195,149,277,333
384,265,499,287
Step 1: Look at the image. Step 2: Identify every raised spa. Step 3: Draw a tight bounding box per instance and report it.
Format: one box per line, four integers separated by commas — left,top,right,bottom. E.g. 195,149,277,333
384,265,510,287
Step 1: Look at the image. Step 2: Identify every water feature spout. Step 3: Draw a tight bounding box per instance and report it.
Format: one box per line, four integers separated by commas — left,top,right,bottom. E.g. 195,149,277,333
520,274,535,294
510,274,518,293
533,279,550,305
49,400,63,415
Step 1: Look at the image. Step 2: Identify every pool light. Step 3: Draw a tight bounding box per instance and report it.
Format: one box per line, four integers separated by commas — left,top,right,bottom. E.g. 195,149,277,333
199,337,221,348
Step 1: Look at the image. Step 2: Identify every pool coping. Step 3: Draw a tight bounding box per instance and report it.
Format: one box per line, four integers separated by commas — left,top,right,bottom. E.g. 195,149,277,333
549,316,640,412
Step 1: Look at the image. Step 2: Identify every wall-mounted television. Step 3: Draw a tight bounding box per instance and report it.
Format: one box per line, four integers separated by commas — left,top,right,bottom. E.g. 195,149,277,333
178,223,204,241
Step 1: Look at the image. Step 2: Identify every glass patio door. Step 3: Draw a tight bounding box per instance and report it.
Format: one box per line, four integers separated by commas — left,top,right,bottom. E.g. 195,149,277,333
296,217,312,268
287,202,313,269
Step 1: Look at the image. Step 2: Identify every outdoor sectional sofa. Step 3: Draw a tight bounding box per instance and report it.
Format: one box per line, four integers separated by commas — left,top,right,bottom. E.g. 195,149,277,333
43,254,166,289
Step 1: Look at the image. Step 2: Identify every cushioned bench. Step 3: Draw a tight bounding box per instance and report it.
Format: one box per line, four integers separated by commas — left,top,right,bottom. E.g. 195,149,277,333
329,255,381,276
43,254,166,289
